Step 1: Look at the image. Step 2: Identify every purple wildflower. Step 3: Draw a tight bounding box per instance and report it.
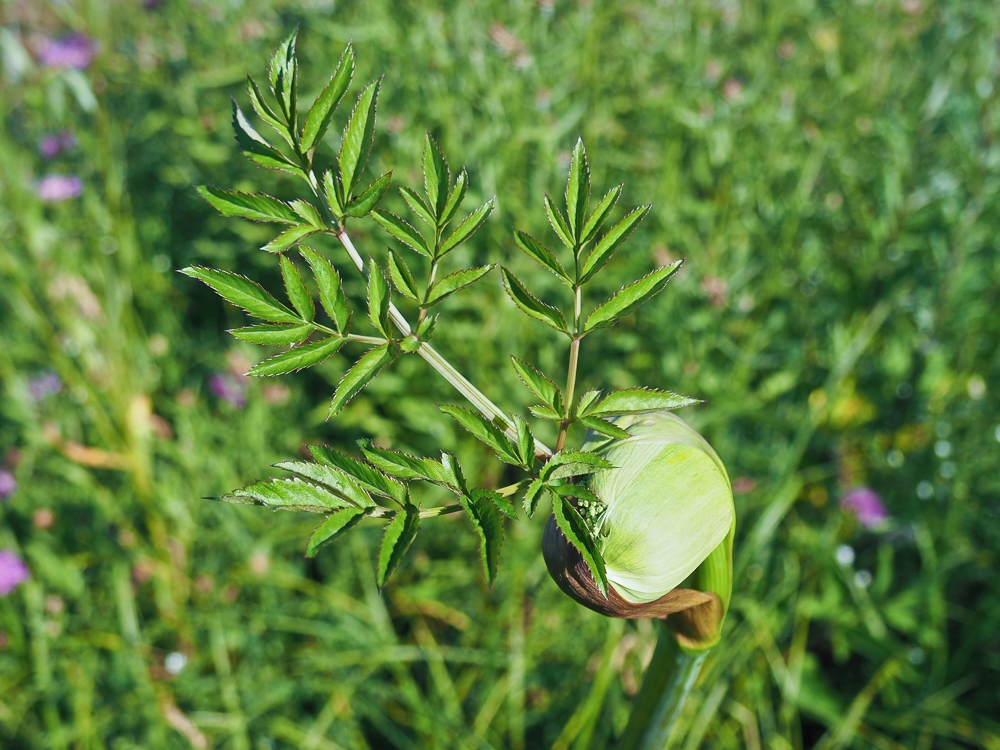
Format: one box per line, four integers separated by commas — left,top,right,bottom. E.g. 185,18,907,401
39,130,77,159
0,471,15,500
28,372,63,401
209,373,247,409
841,487,888,529
0,551,30,596
36,175,83,203
37,34,96,70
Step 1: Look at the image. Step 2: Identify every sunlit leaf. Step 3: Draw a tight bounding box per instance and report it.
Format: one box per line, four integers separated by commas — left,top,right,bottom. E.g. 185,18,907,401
262,225,317,253
328,343,395,417
439,405,520,465
513,230,571,285
584,261,682,332
229,323,314,346
438,198,494,256
180,267,299,323
247,336,344,377
564,138,590,242
426,265,494,305
544,194,574,249
386,249,420,301
500,268,568,333
344,172,392,219
580,205,650,283
440,168,469,226
367,258,391,337
280,255,314,321
197,186,299,224
309,444,407,505
589,388,700,416
306,507,367,558
580,184,622,245
459,489,504,586
339,78,381,196
377,503,419,590
301,43,354,152
423,134,450,216
299,246,351,333
511,357,563,416
275,460,374,508
551,490,608,597
224,477,351,514
372,210,431,257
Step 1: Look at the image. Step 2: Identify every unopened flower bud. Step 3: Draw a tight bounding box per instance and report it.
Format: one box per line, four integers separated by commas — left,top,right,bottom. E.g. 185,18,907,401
544,411,735,650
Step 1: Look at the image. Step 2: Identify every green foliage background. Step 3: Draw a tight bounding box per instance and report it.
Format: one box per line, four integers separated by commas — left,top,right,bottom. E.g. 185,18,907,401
2,0,999,748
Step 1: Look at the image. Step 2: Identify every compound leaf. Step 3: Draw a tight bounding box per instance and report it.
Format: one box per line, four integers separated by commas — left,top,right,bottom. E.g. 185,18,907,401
225,477,351,513
439,405,520,465
328,343,396,417
301,43,355,152
275,460,374,508
309,444,407,505
263,225,317,253
372,210,431,257
564,138,590,242
544,194,574,249
247,336,344,377
580,184,623,245
399,186,436,228
440,168,469,226
345,171,392,218
229,323,314,346
589,387,700,416
510,357,563,415
197,186,299,224
501,268,568,333
580,204,650,283
339,78,381,197
459,489,504,586
513,230,571,285
279,255,314,321
306,507,367,558
423,134,450,216
438,198,494,256
181,267,299,323
299,246,351,333
377,504,420,590
585,260,682,332
386,249,420,301
426,265,494,305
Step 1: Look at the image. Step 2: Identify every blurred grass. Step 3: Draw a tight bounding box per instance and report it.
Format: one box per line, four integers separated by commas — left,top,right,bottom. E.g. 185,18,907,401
1,0,999,748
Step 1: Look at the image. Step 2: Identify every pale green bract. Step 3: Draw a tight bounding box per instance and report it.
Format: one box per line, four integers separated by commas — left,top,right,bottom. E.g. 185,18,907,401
585,411,734,604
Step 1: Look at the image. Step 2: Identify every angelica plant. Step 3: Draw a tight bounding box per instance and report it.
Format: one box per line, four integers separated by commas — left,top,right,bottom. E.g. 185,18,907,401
182,31,734,747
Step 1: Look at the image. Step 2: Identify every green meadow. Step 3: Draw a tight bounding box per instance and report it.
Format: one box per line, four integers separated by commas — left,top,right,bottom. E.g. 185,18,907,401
1,0,998,747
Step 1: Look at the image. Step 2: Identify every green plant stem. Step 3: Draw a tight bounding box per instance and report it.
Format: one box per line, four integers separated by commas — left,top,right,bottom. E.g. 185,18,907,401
555,285,583,452
335,230,553,459
620,627,708,750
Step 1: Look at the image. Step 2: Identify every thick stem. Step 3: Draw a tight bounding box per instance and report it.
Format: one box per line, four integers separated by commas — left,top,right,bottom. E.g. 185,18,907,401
619,626,707,750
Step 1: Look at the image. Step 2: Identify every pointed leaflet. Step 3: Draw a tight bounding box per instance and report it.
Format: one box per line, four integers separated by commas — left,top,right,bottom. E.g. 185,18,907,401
423,134,450,216
513,230,571,285
268,30,298,119
576,389,603,416
299,247,351,333
367,258,391,337
580,205,650,283
372,210,431,257
306,507,367,558
588,388,699,416
328,343,396,417
344,172,392,219
180,267,299,323
246,76,293,148
500,268,568,333
247,336,345,377
289,200,325,229
377,503,420,590
274,460,374,508
229,323,314,346
512,414,535,468
458,489,504,586
225,477,351,513
359,443,458,487
399,186,436,228
439,405,521,466
440,169,469,226
232,101,298,173
309,444,408,505
488,490,518,520
511,357,563,416
385,249,420,301
584,260,682,332
438,198,494,256
324,169,345,219
522,477,545,517
544,195,575,250
280,255,314,321
578,415,630,439
580,184,622,245
197,186,300,224
426,265,494,305
540,450,614,481
263,225,317,253
528,404,562,421
551,490,609,597
301,43,355,152
565,139,590,242
339,78,381,197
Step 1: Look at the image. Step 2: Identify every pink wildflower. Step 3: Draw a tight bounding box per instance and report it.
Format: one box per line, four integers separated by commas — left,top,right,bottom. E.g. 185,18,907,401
37,34,96,70
0,471,15,500
841,487,888,529
0,551,30,596
209,373,247,409
39,131,77,159
36,175,82,202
